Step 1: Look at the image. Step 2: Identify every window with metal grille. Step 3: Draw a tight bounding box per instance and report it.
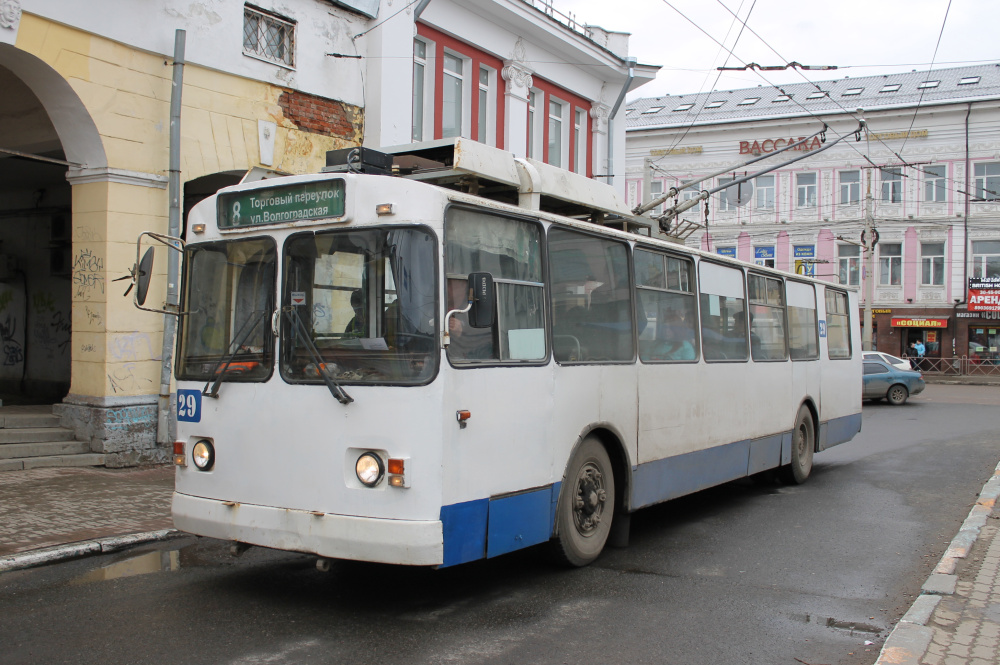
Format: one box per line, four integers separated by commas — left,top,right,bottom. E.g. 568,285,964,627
244,5,295,67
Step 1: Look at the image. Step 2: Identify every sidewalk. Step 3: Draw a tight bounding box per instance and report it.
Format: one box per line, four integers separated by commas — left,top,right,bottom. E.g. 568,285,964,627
0,464,176,571
874,461,1000,665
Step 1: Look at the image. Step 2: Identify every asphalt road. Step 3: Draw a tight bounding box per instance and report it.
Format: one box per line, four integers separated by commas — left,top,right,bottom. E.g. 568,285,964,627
1,384,999,665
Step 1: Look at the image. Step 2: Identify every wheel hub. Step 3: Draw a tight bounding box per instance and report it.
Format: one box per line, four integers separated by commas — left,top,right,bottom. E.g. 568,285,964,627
573,463,607,534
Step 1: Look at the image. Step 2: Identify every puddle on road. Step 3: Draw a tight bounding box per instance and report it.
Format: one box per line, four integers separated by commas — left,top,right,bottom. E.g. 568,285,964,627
71,550,180,584
68,543,225,585
790,612,882,636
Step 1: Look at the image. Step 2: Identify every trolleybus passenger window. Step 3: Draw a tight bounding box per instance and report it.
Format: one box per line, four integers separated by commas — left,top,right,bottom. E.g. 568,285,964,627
281,228,436,385
177,237,275,381
634,249,698,362
699,262,747,361
825,289,852,359
445,208,544,362
786,281,819,360
747,274,788,361
549,228,633,363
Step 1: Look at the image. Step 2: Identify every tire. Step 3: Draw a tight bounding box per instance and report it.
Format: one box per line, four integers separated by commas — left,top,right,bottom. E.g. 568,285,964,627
780,406,815,485
886,384,909,406
551,436,615,567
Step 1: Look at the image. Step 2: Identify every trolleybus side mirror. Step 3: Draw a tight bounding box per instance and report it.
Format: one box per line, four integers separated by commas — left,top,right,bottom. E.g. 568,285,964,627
134,247,155,306
467,272,496,329
121,231,187,316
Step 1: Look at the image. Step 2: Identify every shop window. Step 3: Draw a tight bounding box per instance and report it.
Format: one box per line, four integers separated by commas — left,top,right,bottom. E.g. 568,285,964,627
921,242,945,286
838,244,860,286
880,167,903,203
879,243,902,286
243,5,295,67
754,246,775,269
839,170,861,204
968,327,1000,365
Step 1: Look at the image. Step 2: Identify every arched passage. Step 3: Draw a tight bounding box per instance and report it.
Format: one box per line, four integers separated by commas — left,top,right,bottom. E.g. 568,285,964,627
0,45,106,403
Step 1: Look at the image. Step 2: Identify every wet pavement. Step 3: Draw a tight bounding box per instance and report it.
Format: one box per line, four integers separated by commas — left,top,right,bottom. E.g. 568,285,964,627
0,465,173,556
1,384,999,664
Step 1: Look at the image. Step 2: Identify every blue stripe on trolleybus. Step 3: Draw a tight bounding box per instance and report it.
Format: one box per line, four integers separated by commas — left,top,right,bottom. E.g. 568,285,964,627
440,483,562,567
440,414,861,567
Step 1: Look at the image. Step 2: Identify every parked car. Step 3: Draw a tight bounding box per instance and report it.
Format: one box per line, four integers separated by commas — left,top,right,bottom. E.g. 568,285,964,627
863,351,912,370
863,359,925,405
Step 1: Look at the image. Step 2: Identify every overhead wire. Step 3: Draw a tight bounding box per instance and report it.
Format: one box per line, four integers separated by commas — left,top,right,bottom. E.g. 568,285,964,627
648,0,756,164
647,0,990,229
897,0,953,156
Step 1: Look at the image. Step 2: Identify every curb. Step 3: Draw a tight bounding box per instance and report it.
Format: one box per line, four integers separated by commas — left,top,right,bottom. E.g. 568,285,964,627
873,461,1000,665
0,528,181,574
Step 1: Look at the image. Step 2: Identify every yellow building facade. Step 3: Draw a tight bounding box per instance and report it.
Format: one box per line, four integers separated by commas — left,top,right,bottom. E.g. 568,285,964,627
1,10,360,465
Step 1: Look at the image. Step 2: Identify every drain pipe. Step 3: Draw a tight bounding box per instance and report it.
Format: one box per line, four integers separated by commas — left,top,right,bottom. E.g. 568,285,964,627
605,57,635,187
414,0,432,19
157,29,185,447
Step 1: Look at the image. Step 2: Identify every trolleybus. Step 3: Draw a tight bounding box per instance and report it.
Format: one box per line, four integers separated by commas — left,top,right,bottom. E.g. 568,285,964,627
136,139,862,568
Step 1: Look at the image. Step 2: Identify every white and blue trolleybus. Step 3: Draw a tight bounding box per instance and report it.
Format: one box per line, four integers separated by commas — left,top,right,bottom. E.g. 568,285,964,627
136,138,862,568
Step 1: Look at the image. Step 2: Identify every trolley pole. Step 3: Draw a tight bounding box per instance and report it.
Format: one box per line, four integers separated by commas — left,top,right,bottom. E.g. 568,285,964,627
862,167,875,351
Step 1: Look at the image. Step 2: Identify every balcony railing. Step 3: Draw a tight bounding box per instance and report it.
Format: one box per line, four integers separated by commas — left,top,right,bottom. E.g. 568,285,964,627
518,0,592,40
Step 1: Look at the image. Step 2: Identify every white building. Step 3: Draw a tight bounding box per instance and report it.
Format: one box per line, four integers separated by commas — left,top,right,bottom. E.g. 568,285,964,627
625,64,1000,364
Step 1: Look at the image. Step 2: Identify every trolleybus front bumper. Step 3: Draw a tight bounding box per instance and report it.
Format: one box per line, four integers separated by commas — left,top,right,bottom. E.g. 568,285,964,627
172,492,444,566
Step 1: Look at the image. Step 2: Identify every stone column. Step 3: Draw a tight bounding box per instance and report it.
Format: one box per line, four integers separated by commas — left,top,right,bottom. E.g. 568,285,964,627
590,101,611,181
56,167,169,467
502,39,533,158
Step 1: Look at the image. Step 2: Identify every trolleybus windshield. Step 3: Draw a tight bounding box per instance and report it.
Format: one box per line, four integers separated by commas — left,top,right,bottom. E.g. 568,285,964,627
177,237,276,382
281,227,437,385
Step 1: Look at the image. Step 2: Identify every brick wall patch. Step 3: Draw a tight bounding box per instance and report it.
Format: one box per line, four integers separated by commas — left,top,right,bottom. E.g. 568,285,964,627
278,90,362,142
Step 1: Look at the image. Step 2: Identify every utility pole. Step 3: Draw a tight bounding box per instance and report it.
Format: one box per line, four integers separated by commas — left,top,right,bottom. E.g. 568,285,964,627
862,167,875,351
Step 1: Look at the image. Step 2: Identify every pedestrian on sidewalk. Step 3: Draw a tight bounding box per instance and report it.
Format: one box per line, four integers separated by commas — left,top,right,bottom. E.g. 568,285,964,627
915,339,926,371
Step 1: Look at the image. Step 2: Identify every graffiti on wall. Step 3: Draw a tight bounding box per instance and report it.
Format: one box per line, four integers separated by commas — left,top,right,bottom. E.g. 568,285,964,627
73,248,105,300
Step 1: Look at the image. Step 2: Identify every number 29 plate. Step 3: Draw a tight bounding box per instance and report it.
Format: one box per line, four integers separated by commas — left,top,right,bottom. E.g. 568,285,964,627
177,389,202,423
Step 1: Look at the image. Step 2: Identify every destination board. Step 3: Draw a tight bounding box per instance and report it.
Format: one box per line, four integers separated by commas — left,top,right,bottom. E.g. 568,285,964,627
218,180,345,228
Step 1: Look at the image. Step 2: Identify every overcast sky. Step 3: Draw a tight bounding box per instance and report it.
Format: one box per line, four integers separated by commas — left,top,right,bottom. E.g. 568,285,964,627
555,0,999,100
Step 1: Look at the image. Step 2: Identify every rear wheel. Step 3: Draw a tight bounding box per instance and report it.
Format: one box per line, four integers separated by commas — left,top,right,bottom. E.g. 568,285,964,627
887,384,909,405
552,436,615,567
781,406,815,485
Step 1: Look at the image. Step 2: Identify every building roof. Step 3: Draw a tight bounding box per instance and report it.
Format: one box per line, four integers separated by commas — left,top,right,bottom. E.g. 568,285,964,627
625,63,1000,130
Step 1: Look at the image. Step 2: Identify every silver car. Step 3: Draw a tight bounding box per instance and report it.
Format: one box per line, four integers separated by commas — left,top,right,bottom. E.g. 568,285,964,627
863,351,913,371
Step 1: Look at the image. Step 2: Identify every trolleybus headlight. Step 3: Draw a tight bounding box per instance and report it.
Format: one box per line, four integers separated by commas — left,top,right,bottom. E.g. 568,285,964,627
192,439,215,471
355,452,384,487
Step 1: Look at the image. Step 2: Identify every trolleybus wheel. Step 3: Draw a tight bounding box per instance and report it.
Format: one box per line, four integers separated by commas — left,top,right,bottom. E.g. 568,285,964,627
781,406,815,485
886,384,909,406
552,436,615,567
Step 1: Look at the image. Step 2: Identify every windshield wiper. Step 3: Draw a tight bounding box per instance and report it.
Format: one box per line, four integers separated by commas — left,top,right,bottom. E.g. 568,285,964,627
282,306,353,405
202,309,267,398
